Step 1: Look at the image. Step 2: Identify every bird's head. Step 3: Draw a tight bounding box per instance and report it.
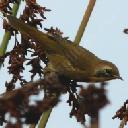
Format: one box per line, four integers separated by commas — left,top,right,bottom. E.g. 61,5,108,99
89,60,123,82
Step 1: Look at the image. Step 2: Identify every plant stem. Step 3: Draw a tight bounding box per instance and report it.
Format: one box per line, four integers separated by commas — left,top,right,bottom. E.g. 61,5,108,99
74,0,96,45
90,112,99,128
0,0,21,57
38,108,52,128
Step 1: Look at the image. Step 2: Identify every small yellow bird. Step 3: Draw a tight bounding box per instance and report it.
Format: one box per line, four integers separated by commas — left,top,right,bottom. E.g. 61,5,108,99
7,15,122,82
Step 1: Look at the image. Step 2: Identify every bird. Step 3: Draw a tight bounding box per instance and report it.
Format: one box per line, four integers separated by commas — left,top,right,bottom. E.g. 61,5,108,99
6,15,122,83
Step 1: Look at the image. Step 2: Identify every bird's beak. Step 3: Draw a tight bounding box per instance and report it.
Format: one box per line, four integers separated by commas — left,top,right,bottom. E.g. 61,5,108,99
114,75,123,81
118,76,123,80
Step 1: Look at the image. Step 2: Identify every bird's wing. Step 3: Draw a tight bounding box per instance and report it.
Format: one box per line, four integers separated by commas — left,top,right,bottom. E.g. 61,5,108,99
7,15,100,71
45,54,90,81
7,15,64,54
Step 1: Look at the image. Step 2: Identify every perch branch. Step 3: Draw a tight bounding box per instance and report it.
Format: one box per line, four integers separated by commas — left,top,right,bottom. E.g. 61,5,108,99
0,80,44,101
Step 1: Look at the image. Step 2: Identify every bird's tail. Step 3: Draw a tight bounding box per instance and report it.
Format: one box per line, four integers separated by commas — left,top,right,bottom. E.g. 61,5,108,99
7,15,62,53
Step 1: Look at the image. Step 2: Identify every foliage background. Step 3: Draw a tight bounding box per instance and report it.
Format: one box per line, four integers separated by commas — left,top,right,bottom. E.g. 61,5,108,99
0,0,128,128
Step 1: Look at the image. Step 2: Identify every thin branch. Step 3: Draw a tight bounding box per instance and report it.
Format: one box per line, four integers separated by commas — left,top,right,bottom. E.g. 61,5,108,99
38,108,52,128
0,80,44,100
0,0,21,57
74,0,96,45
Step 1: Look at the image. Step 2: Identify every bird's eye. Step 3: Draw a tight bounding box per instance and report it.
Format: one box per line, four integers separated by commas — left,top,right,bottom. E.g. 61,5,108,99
105,68,112,75
104,68,113,77
96,68,112,77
